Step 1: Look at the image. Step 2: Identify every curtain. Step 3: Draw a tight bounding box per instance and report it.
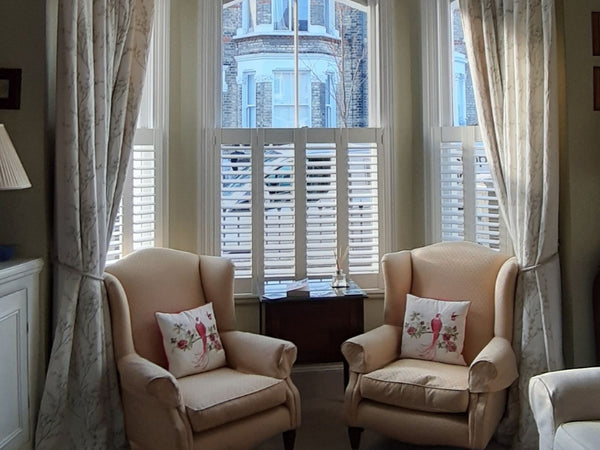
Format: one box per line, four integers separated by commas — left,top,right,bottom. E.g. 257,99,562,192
458,1,563,448
35,0,154,448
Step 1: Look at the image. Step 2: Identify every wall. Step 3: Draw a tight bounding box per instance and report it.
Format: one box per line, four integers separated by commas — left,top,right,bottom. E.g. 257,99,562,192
0,0,51,438
559,0,600,367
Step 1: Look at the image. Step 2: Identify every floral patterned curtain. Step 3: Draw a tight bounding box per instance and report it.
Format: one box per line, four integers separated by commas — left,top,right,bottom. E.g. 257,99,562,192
458,1,564,448
35,0,154,448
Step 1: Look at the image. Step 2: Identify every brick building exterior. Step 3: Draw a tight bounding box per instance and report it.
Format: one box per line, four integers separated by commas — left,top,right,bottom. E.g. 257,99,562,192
222,0,369,128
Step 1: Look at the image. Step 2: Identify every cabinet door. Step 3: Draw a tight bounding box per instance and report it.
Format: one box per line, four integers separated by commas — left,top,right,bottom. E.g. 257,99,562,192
0,289,29,450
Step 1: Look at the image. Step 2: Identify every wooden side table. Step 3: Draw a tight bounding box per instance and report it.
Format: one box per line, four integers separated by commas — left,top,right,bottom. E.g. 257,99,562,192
260,279,366,385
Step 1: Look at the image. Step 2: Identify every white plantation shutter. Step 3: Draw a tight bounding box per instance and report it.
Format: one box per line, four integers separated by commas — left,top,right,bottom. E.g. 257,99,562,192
347,132,379,274
107,129,163,263
438,127,502,250
220,135,253,277
440,141,464,242
306,141,337,276
264,142,295,278
219,128,380,287
474,143,501,248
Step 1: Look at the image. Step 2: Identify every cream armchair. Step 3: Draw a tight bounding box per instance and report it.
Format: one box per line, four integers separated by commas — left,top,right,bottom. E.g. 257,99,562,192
529,367,600,449
342,241,519,449
104,248,301,450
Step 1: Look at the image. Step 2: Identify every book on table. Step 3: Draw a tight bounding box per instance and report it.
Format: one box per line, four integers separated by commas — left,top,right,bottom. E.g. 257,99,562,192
285,278,310,297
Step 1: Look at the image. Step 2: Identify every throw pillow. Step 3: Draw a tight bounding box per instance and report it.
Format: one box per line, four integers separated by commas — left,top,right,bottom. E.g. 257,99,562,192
155,302,226,377
400,294,471,366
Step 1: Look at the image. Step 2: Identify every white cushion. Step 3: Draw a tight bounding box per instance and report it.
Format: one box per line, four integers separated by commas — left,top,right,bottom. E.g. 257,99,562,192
155,302,226,377
400,294,470,365
555,421,600,450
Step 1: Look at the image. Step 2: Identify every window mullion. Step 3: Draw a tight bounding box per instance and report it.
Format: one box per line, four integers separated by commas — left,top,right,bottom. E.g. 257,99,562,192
122,161,134,255
252,129,265,291
336,128,350,272
294,128,307,279
462,127,476,241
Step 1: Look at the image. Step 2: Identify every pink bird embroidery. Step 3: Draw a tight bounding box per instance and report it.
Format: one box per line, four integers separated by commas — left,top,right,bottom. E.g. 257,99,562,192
421,313,442,360
192,317,210,369
195,317,207,354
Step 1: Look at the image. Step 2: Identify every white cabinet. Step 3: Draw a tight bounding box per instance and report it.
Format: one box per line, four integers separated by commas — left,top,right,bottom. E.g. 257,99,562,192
0,259,43,450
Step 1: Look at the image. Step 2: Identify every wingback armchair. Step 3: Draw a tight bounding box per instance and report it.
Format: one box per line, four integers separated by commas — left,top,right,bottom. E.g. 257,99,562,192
342,241,519,449
104,248,301,450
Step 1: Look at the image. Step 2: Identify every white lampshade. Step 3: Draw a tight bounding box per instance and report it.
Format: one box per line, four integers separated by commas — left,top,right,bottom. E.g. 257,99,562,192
0,124,31,190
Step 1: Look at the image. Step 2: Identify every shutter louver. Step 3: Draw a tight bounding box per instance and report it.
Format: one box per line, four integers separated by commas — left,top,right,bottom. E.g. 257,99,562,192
440,141,465,242
132,143,157,251
474,143,500,249
306,143,337,276
348,141,379,273
264,143,295,278
221,143,253,277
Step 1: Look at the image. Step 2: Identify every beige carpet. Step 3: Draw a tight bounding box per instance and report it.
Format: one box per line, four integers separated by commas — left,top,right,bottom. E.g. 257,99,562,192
255,364,509,450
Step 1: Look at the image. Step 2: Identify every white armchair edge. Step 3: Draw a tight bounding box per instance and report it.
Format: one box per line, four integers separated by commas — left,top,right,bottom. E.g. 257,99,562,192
529,366,600,450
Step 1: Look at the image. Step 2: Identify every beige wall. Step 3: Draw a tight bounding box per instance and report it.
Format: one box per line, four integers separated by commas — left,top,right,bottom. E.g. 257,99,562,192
559,0,600,367
0,0,52,436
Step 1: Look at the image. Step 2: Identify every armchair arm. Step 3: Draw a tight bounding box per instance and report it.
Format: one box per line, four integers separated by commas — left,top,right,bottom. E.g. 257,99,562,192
341,324,401,373
468,336,518,393
529,367,600,449
220,330,297,379
118,353,183,409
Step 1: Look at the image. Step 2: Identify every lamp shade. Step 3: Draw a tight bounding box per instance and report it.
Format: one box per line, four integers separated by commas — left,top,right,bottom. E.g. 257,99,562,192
0,124,31,190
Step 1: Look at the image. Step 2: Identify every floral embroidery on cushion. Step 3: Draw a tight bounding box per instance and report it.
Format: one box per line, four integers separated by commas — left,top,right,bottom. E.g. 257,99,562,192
400,294,470,366
404,310,462,360
156,302,227,377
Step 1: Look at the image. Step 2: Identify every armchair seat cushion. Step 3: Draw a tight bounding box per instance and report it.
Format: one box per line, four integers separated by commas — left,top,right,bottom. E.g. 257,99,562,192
360,359,469,413
554,421,600,450
178,367,288,432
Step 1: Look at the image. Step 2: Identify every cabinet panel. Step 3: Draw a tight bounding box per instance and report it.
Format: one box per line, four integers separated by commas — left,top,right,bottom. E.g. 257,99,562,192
0,289,28,450
263,298,364,364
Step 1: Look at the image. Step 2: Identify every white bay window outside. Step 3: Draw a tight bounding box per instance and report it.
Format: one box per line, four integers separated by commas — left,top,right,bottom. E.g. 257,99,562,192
220,0,381,290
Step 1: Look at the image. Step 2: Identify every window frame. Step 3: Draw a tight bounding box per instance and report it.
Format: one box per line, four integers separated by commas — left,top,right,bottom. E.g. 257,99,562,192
421,0,510,252
107,0,170,264
201,0,397,295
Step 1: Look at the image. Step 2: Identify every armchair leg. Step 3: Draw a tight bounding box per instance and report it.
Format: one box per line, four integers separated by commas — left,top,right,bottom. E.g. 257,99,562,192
283,429,296,450
348,427,363,450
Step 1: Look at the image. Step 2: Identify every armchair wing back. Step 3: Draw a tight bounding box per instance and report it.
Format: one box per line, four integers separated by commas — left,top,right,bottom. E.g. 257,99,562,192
342,241,519,450
382,241,516,363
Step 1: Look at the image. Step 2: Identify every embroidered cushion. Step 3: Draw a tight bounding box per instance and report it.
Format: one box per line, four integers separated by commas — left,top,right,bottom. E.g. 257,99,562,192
155,302,226,377
400,294,470,366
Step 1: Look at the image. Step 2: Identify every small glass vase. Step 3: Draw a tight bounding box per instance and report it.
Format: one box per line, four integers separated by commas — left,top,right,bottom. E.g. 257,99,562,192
331,269,348,288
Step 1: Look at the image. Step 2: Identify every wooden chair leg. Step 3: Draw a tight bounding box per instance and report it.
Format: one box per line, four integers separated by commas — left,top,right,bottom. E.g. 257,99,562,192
348,426,363,450
283,429,296,450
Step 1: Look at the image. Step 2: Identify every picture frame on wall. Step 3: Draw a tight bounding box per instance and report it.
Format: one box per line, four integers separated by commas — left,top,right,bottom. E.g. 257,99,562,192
0,68,22,110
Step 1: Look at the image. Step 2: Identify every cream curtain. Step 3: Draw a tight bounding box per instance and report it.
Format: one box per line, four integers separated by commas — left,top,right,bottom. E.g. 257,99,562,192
35,0,154,448
458,0,563,448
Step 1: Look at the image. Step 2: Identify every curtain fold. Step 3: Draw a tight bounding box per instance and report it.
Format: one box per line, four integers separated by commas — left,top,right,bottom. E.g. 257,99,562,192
458,0,563,448
35,1,154,448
